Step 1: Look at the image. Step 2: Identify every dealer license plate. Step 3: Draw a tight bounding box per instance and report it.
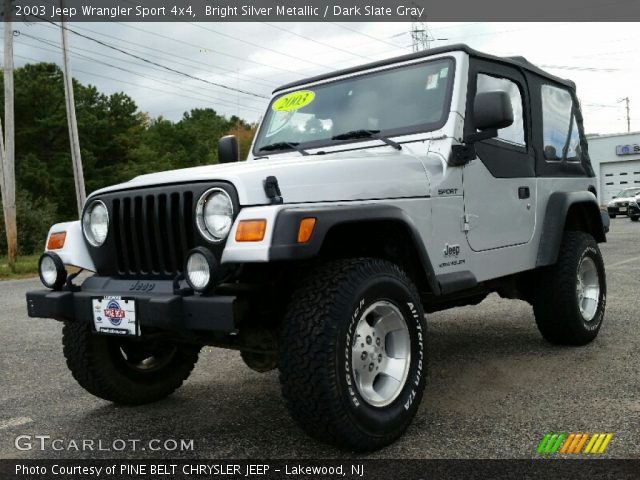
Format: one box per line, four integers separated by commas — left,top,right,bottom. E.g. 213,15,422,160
92,296,139,336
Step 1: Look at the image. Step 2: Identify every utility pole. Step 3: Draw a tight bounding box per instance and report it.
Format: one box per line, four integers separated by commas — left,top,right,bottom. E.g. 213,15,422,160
624,97,630,133
410,19,429,52
2,0,18,268
618,97,631,133
409,6,447,53
60,4,86,216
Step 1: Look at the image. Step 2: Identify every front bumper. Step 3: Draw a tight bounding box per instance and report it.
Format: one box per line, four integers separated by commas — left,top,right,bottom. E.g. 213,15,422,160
608,204,629,215
26,276,240,333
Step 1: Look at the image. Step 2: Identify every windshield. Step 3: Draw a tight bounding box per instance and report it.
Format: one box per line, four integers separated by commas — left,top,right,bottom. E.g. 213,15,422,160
616,188,640,198
253,58,454,155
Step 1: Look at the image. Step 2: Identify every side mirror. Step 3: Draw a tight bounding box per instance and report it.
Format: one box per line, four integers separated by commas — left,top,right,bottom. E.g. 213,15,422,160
449,91,515,167
218,135,239,164
473,90,514,132
612,196,617,199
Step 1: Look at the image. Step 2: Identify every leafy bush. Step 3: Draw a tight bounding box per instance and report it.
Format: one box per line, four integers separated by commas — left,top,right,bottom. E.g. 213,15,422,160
0,190,58,255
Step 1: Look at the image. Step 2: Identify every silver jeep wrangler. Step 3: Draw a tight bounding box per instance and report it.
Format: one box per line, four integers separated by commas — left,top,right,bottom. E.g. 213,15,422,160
27,44,609,451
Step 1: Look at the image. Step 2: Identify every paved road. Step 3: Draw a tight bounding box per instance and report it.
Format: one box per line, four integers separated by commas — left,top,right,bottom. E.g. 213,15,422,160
1,219,639,460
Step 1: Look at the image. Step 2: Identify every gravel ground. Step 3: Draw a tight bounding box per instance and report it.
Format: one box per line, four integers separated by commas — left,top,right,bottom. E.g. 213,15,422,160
1,218,639,460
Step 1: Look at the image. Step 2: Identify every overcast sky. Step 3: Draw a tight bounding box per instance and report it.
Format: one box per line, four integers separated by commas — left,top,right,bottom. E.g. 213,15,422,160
1,21,638,135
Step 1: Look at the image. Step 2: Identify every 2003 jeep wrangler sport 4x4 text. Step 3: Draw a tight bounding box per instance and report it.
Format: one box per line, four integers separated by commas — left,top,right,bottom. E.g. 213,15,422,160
27,44,609,451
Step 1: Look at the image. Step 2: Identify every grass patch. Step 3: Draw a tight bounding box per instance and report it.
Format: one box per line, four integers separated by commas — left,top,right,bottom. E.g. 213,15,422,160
0,254,40,279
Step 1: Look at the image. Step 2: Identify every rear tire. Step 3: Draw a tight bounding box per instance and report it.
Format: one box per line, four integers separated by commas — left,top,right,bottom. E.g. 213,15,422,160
279,258,427,452
532,231,606,345
62,322,200,405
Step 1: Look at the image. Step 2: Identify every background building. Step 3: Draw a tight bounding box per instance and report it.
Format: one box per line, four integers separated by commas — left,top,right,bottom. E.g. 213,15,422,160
587,132,640,204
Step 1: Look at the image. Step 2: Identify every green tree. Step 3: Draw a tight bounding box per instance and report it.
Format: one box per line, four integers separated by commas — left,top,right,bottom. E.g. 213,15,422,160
0,62,253,255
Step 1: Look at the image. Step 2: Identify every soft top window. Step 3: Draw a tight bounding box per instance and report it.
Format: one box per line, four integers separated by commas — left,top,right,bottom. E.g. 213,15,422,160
541,84,582,162
253,58,454,155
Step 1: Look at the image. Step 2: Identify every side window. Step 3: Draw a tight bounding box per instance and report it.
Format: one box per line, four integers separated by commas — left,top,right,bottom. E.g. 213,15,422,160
566,114,582,162
477,74,525,146
541,85,582,162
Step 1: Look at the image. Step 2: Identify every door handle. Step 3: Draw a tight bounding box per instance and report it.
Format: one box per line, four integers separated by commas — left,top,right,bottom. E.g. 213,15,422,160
518,186,530,199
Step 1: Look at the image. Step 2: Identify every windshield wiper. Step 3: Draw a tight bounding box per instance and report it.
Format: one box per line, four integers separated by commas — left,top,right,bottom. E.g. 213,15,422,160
331,129,401,150
258,141,309,156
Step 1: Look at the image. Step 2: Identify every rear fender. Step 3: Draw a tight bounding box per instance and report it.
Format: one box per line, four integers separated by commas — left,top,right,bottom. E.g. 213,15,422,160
536,191,605,267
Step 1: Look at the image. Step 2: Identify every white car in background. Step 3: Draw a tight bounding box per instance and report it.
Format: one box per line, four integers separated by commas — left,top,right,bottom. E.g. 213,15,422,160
607,187,640,218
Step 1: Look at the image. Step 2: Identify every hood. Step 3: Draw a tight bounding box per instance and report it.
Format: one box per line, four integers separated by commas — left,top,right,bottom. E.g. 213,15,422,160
90,146,432,205
611,196,634,204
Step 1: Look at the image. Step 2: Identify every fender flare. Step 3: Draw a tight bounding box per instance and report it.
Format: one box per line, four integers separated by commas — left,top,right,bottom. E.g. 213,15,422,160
536,191,606,267
269,204,441,295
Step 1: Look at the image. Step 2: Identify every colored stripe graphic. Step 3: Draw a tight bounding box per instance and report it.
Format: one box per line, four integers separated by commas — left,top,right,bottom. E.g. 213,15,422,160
536,433,566,454
573,433,590,453
584,433,599,453
549,434,565,453
597,433,613,453
560,433,575,454
538,433,613,455
536,433,552,454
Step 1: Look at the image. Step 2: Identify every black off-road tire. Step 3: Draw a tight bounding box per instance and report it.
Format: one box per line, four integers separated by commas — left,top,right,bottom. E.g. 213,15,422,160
609,213,616,219
532,231,606,346
62,321,200,405
279,258,427,452
630,216,639,222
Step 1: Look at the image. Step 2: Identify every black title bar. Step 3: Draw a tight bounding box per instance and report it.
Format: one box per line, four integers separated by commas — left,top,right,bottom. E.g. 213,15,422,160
1,0,640,21
1,459,640,480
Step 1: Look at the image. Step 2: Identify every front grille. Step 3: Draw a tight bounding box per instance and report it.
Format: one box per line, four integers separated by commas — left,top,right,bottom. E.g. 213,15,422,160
111,191,195,275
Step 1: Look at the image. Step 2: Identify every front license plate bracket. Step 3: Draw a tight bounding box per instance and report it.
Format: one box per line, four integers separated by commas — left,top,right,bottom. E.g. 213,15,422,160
92,296,139,336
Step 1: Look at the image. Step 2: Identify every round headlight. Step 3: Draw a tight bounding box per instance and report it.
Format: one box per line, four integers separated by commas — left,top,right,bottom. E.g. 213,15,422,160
196,188,233,242
82,200,109,247
39,252,67,290
184,247,217,292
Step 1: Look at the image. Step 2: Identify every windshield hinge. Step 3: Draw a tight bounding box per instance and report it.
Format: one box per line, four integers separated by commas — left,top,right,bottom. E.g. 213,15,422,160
462,213,479,232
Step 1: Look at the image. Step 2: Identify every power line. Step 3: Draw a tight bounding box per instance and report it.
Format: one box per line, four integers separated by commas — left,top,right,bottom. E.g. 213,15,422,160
45,22,279,89
329,23,406,49
254,33,413,83
187,22,331,69
584,103,625,109
117,22,300,75
540,64,618,73
32,17,270,100
14,37,266,114
17,0,283,89
71,67,264,113
262,22,377,61
13,51,263,115
16,32,266,110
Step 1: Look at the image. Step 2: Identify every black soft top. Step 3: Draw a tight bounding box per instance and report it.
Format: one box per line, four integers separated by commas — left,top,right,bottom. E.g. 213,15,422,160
273,43,575,94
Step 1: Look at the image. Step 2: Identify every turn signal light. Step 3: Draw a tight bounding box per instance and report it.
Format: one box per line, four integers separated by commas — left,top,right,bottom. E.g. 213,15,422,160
297,218,317,244
235,220,267,242
47,232,67,250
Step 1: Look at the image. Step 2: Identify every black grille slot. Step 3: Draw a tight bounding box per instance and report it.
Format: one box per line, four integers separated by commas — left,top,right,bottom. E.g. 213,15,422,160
111,191,195,276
